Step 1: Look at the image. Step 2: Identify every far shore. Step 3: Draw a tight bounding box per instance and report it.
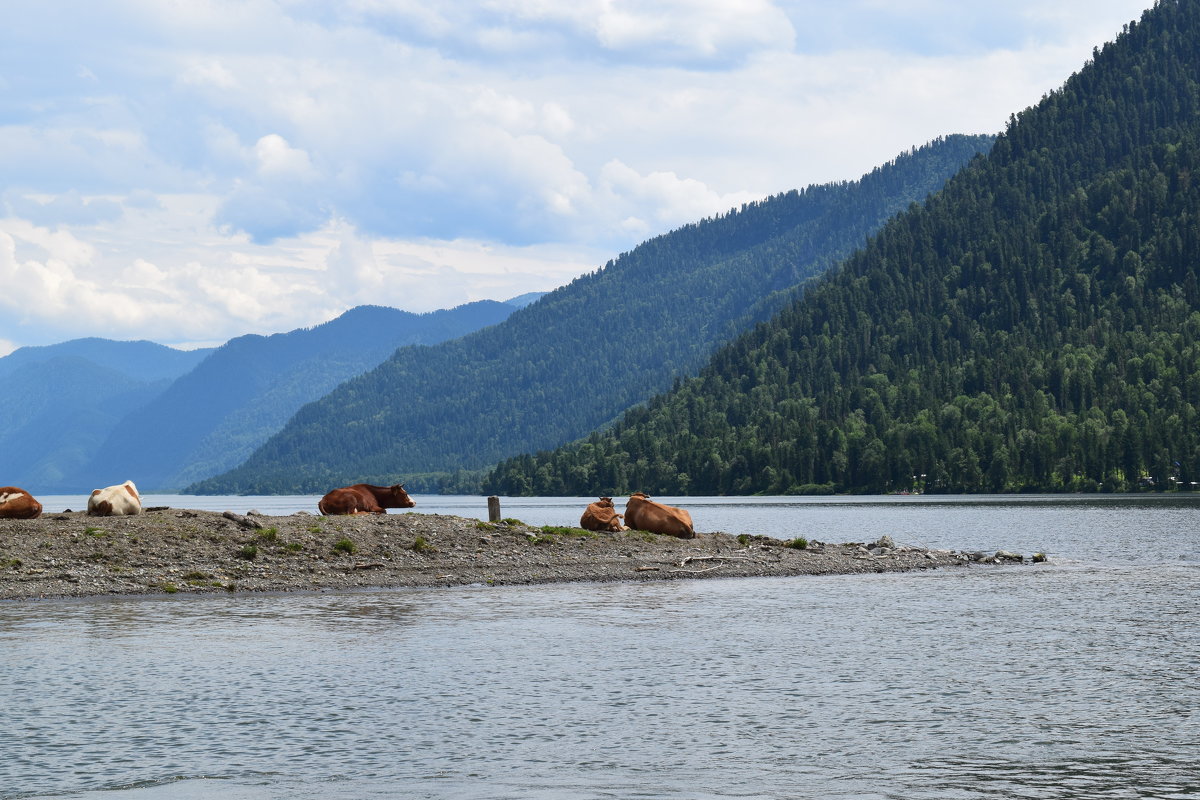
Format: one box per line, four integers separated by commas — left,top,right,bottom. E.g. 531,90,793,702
0,506,1011,602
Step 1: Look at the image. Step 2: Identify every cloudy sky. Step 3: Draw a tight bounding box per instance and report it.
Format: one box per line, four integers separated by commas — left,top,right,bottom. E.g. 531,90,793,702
0,0,1153,355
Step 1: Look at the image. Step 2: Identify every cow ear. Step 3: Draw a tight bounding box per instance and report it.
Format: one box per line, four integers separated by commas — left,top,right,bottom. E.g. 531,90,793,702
398,483,405,490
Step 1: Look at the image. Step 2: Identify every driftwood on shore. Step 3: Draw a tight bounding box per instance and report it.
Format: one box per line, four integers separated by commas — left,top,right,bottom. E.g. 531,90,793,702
0,507,996,602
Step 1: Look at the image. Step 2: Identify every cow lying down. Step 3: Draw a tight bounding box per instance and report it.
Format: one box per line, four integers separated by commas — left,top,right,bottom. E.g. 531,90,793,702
88,480,142,516
623,492,695,539
318,483,416,515
580,497,629,532
0,486,42,519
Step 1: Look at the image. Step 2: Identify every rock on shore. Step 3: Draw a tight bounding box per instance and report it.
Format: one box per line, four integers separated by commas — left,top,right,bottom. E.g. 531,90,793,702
1,508,981,601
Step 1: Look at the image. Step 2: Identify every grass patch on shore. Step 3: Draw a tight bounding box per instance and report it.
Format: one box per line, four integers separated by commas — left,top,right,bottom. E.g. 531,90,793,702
539,525,595,538
333,537,357,555
786,537,809,550
411,536,433,553
257,527,279,542
236,543,258,560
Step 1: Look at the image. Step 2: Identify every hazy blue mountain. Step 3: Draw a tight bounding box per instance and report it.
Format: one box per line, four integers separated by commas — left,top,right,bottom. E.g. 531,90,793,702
0,340,209,489
194,134,994,494
504,292,547,308
0,337,211,381
67,300,520,492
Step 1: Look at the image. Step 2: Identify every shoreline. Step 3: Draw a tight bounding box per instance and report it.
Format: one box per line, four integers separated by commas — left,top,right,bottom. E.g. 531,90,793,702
0,507,996,602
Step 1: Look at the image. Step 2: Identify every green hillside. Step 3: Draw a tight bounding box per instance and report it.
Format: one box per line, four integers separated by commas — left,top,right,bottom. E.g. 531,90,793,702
70,302,519,493
193,134,993,494
486,0,1200,496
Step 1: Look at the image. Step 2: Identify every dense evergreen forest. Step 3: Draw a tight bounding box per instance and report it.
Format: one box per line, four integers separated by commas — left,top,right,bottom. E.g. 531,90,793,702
486,0,1200,496
193,135,991,494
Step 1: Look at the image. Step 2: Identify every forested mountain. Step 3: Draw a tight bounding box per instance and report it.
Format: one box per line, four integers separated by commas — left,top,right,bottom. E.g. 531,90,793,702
193,134,993,494
0,340,210,488
66,301,520,492
486,0,1200,496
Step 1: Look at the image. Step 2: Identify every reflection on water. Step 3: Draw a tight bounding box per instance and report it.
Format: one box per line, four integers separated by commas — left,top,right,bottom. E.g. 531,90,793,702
3,497,1200,799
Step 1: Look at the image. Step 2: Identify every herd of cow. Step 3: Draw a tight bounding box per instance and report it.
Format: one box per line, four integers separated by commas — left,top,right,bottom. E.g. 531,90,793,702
0,480,695,538
579,493,695,538
0,480,143,520
310,484,696,538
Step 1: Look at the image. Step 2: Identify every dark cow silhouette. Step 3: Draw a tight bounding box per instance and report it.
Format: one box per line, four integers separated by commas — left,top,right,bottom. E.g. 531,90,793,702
318,483,415,515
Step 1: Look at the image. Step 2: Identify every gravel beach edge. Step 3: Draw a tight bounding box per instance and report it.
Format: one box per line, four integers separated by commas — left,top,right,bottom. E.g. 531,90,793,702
1,508,979,601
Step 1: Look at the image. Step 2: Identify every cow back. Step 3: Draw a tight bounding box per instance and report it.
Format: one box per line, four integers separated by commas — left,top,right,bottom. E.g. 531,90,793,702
625,493,694,539
0,487,42,519
88,481,142,516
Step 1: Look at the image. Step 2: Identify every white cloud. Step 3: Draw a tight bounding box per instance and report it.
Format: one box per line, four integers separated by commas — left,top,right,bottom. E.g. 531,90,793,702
599,159,761,227
589,0,796,60
253,134,315,178
0,0,1155,350
178,59,240,91
0,203,599,348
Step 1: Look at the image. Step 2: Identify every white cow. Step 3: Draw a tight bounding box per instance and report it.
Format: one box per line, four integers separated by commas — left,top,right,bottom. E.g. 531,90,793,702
87,480,142,516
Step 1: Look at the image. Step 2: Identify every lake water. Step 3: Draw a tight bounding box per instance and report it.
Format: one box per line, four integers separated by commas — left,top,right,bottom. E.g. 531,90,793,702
3,495,1199,799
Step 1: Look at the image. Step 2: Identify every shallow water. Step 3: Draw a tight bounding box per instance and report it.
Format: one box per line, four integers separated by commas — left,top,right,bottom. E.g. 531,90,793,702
4,496,1199,799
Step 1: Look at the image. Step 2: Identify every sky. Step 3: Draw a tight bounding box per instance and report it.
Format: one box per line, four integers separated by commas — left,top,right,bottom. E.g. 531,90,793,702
0,0,1155,355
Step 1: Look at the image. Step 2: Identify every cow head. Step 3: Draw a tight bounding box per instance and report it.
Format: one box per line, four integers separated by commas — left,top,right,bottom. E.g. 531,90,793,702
388,484,416,508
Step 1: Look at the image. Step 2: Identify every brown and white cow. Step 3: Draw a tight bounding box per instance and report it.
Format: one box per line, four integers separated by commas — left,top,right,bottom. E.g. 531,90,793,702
580,496,628,532
624,492,695,539
318,483,415,515
0,486,43,519
87,480,142,516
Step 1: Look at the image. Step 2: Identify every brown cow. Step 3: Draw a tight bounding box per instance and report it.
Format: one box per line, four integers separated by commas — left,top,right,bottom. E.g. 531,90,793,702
0,486,42,519
580,497,628,532
624,492,695,539
318,483,415,515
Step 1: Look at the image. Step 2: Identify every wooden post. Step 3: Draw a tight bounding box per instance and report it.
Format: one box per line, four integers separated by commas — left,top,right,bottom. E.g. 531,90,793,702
487,496,501,523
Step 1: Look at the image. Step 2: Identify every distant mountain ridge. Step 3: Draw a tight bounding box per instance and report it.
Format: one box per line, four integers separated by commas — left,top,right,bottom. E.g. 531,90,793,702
193,133,995,494
0,338,212,382
485,0,1200,496
0,340,211,488
1,301,526,492
66,301,522,491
